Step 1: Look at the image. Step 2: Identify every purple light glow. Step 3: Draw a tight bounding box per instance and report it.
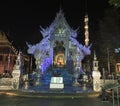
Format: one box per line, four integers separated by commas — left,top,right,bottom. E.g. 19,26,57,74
40,57,52,74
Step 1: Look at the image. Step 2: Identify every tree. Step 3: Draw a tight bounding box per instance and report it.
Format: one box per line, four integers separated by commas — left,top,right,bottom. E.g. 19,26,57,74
97,8,120,73
109,0,120,8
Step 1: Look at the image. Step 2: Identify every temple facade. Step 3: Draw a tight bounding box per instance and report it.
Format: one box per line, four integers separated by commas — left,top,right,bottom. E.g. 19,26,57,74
0,31,30,77
27,10,91,85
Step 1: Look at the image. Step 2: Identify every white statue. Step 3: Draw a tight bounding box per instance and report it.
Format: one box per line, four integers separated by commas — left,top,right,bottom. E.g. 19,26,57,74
12,51,21,90
92,51,101,92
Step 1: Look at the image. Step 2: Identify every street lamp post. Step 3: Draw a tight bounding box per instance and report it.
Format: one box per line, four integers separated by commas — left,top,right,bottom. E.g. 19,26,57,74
107,48,111,74
114,48,120,106
114,48,120,78
112,73,115,106
117,87,119,106
102,68,105,87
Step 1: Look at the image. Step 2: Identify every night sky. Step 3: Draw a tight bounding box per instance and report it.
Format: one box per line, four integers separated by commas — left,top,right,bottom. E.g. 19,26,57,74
0,0,109,51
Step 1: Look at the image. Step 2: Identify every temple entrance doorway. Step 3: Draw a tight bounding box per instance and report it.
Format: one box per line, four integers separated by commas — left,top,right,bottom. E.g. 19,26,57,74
53,41,65,68
54,53,65,67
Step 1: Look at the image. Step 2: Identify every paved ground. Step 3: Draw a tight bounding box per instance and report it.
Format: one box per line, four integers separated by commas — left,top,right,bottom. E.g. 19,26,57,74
0,84,118,106
0,90,116,106
0,94,115,106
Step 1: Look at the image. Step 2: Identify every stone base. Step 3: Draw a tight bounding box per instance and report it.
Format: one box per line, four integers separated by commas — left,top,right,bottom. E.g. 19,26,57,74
24,82,29,90
0,86,13,90
50,83,64,89
72,81,80,86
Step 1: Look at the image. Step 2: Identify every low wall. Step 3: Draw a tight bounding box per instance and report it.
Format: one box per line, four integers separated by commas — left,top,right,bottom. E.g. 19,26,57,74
100,79,117,86
0,78,13,90
0,78,118,90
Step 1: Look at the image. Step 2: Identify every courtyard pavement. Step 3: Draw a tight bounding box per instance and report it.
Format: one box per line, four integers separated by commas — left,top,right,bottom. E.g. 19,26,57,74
0,89,117,106
0,85,118,106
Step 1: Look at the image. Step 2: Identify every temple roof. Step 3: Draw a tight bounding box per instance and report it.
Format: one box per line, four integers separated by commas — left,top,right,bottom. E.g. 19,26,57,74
0,32,10,44
40,10,78,38
0,31,18,54
27,10,91,58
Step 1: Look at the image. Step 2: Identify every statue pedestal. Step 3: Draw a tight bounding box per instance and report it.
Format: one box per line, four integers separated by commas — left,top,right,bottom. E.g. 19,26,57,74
24,81,29,90
12,69,20,90
34,78,41,86
72,80,80,86
34,72,41,86
82,83,87,90
50,77,64,89
92,71,101,92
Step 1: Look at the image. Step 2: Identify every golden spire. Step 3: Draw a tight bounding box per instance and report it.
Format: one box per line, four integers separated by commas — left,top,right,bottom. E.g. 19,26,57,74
84,14,89,47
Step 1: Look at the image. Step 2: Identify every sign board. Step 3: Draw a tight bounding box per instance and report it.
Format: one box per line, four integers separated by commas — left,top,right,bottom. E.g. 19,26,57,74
50,77,63,84
50,77,64,89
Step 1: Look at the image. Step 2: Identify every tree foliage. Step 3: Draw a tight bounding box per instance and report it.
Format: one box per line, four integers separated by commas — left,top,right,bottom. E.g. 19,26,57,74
97,8,120,73
109,0,120,8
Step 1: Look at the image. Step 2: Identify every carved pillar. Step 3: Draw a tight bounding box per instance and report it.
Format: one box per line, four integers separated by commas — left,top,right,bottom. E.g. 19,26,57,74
34,59,41,86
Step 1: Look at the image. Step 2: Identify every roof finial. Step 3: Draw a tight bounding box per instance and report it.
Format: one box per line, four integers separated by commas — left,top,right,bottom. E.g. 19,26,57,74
59,4,62,13
94,50,97,61
58,6,64,16
85,0,88,15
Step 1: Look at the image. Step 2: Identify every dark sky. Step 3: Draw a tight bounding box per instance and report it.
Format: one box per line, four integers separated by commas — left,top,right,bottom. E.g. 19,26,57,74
0,0,109,50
